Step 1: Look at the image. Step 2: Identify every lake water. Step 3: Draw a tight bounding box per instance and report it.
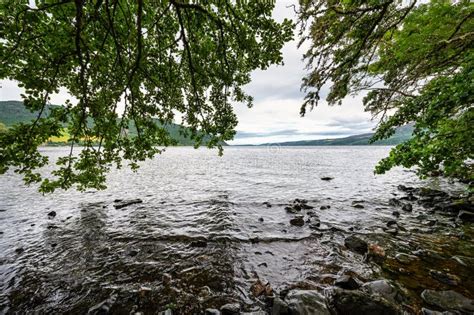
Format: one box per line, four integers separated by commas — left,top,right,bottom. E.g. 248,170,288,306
0,146,472,313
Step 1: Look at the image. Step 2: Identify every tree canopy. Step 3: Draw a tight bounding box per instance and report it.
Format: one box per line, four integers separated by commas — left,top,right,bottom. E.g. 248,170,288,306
0,0,293,192
299,0,473,183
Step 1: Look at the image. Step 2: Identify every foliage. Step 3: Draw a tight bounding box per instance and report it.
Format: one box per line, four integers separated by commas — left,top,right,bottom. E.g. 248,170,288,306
298,0,473,182
0,122,7,133
0,0,293,192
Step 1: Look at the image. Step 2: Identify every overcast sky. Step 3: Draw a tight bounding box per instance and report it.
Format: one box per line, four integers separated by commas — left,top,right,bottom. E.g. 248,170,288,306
0,0,376,145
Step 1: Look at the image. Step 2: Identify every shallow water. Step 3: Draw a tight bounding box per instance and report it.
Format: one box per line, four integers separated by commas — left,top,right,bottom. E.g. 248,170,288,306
0,146,472,313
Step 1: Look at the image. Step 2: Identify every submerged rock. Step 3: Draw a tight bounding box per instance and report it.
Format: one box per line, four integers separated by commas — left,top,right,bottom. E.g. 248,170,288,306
113,199,143,209
47,211,56,217
321,177,334,181
220,303,240,315
190,240,208,248
421,290,474,313
285,290,331,315
326,288,400,315
344,236,368,255
353,204,365,209
458,210,474,222
334,275,360,290
429,270,461,286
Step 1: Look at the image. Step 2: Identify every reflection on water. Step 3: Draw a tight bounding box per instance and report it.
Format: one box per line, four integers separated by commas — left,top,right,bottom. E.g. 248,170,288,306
0,146,472,313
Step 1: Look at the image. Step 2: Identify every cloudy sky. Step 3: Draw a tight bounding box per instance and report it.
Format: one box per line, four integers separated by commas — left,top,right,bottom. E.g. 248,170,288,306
0,0,376,145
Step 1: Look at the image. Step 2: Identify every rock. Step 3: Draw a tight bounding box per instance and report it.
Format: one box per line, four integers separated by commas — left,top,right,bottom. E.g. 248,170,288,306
293,204,302,211
113,199,143,209
385,228,398,235
157,309,172,315
205,309,221,315
397,185,415,192
458,210,474,222
429,270,461,286
251,279,272,297
334,275,360,290
263,202,272,208
421,290,474,313
47,211,57,217
15,247,24,254
452,255,474,267
129,249,139,257
392,211,400,217
87,293,117,314
241,311,267,315
285,290,331,315
258,217,264,222
272,298,289,315
220,303,240,315
362,280,402,304
162,273,172,286
344,235,368,255
285,206,299,214
290,215,305,227
321,177,334,181
190,240,207,247
386,220,397,227
401,203,413,212
395,253,419,264
421,308,457,315
301,204,314,210
353,204,365,209
365,244,386,264
388,198,402,207
326,288,400,315
320,205,330,210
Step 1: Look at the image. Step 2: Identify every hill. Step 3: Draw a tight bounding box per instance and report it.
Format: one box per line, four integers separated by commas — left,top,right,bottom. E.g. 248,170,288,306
0,100,217,146
257,124,413,146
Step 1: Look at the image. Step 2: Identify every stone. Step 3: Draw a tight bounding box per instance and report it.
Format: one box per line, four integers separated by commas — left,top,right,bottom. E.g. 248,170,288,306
15,247,24,254
326,288,400,315
395,253,419,264
401,203,413,212
272,298,289,315
362,280,401,304
321,177,334,181
241,311,267,315
452,255,474,267
190,240,207,247
113,199,143,209
388,198,402,207
334,275,360,290
421,290,474,313
429,270,461,286
392,211,400,217
205,309,221,315
258,217,264,222
220,303,240,315
251,279,272,297
157,309,172,315
421,308,456,315
385,228,398,236
285,290,331,315
353,204,365,209
386,220,397,227
344,235,368,255
129,249,139,257
320,205,330,210
47,211,56,217
365,244,386,264
458,210,474,222
290,215,304,227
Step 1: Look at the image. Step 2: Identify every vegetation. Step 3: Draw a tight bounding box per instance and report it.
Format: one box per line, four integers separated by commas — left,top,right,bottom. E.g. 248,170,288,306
298,0,473,183
0,1,293,192
0,101,219,146
0,122,6,133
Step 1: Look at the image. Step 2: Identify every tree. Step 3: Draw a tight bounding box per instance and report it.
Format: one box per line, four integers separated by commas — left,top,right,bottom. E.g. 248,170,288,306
298,0,473,183
0,0,293,192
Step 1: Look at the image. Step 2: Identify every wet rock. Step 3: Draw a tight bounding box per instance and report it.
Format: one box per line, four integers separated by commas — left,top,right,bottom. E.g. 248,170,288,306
87,293,117,314
429,270,461,286
285,206,299,214
162,273,172,286
241,311,267,315
326,288,400,315
452,255,474,267
334,275,360,290
320,205,330,210
362,280,402,304
15,247,24,254
392,211,400,217
205,309,221,315
290,215,304,227
272,298,289,315
263,202,272,208
301,204,314,210
129,249,139,257
401,204,413,212
365,244,386,264
259,217,264,222
353,204,365,209
157,309,172,315
321,177,334,181
285,290,331,315
395,253,419,264
113,199,143,209
190,240,207,248
386,220,397,227
385,228,398,236
220,303,240,315
458,210,474,222
421,308,457,315
47,211,57,217
421,290,474,313
251,279,273,297
344,235,368,255
397,185,415,192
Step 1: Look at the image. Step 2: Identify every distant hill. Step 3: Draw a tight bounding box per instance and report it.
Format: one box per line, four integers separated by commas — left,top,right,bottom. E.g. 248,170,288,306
257,124,413,146
0,100,220,146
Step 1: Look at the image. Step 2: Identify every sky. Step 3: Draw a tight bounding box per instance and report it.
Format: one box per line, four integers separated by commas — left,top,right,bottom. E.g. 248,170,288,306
0,0,376,145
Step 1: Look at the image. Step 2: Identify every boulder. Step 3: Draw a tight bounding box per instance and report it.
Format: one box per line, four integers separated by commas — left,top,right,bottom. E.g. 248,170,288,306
458,211,474,222
421,308,457,315
326,288,400,315
421,290,474,313
290,216,305,227
285,290,331,315
344,236,368,255
353,204,365,209
334,275,360,290
272,297,289,315
362,280,402,304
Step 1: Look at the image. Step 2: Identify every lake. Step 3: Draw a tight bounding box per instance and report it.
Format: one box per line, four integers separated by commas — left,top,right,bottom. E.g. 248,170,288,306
0,146,472,313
